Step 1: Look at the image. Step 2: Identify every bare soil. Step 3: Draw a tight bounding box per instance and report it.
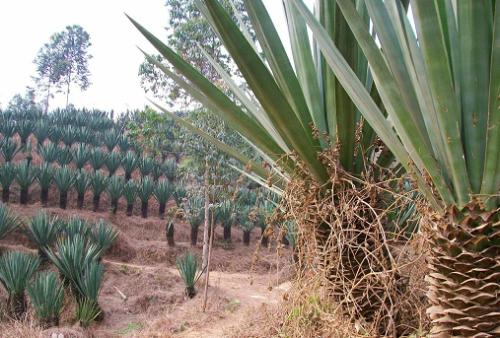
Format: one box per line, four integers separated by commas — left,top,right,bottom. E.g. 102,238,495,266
0,189,291,337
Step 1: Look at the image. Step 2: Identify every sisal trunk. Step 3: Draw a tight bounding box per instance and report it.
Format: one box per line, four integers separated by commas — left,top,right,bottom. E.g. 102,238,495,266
223,226,231,243
426,204,500,338
141,201,148,218
126,203,133,216
59,191,68,209
2,188,9,203
243,231,250,246
93,194,100,212
41,188,49,206
111,199,118,214
77,193,85,209
166,222,174,246
8,293,26,319
159,202,166,219
190,227,198,246
20,188,29,205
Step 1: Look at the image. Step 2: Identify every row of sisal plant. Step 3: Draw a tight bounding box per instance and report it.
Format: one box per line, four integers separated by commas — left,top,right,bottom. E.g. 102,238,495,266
0,204,116,328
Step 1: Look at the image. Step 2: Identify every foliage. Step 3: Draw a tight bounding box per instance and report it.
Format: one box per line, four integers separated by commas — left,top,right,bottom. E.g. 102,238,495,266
176,251,198,296
75,298,101,328
38,142,59,163
0,203,19,239
16,160,36,189
74,169,89,195
123,180,137,204
25,211,61,250
27,272,64,323
53,165,75,193
0,251,40,297
72,143,90,169
0,163,17,191
184,195,204,230
137,177,155,202
90,171,108,195
105,152,122,176
0,138,20,162
34,25,92,106
36,163,54,189
154,179,174,204
89,149,108,171
90,220,117,254
137,156,155,177
121,151,137,179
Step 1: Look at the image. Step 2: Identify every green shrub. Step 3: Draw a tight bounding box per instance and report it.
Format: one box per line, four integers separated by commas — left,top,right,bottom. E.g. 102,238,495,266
0,251,40,318
27,271,64,328
176,252,198,298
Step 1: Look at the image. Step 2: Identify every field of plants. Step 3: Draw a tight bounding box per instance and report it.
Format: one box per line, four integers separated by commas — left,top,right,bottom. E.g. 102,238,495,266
1,0,499,337
0,107,291,337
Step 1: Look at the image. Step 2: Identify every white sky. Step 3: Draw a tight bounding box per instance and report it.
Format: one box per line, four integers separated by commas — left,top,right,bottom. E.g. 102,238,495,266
0,0,290,113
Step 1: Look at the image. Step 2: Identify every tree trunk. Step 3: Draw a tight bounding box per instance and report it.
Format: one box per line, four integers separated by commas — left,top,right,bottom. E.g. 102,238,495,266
2,188,10,203
202,158,210,272
77,193,84,209
59,191,68,209
44,81,51,114
20,188,29,205
125,172,131,181
141,201,148,218
243,231,250,246
66,77,70,107
166,222,174,246
93,194,100,212
8,293,26,319
159,202,166,219
190,227,198,246
223,226,231,243
426,204,500,337
126,203,133,216
260,228,269,248
41,188,49,206
38,248,49,265
111,199,118,214
185,286,196,298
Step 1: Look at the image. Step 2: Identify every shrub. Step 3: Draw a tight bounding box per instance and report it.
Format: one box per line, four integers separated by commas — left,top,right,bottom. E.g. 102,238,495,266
0,251,40,318
0,163,17,202
123,180,137,216
38,142,58,163
16,160,36,205
27,271,64,328
25,211,60,262
36,163,53,206
154,179,173,218
90,171,108,211
105,152,122,177
0,203,19,239
137,177,154,218
106,176,124,214
72,143,90,169
53,166,75,209
121,151,136,181
176,252,198,298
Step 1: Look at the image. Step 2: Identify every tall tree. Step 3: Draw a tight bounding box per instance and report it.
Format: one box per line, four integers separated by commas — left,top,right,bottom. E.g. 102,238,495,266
34,25,92,108
138,0,250,107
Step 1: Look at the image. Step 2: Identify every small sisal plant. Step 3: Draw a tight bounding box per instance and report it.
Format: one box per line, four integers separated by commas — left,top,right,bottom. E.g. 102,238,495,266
27,271,64,328
176,252,198,298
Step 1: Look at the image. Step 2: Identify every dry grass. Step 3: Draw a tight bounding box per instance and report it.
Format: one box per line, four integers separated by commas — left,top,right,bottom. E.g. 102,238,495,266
269,147,431,337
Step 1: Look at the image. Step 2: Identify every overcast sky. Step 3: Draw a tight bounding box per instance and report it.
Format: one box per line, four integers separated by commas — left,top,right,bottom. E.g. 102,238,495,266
0,0,290,113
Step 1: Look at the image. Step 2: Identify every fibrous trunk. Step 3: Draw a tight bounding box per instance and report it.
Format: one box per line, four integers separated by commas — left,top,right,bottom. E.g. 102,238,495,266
93,194,100,212
190,227,198,246
8,293,26,319
426,203,500,338
2,188,9,203
59,191,68,209
125,172,131,181
159,203,166,219
166,222,174,246
243,231,250,246
111,199,118,214
20,188,29,205
126,203,133,216
223,226,231,243
141,201,148,218
185,286,196,298
77,193,85,209
41,188,49,206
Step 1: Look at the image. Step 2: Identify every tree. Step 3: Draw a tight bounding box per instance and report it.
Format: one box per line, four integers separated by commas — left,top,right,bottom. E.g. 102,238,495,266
34,25,92,108
138,0,250,107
